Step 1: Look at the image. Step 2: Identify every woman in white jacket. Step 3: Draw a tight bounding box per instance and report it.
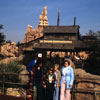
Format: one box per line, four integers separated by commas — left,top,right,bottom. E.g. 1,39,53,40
60,59,74,100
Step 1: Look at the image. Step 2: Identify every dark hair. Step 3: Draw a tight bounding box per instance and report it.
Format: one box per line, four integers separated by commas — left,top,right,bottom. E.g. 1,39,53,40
49,68,53,73
49,68,53,71
64,59,70,65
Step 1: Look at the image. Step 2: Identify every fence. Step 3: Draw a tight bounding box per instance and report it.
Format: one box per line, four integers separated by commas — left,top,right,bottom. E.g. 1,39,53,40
0,72,100,100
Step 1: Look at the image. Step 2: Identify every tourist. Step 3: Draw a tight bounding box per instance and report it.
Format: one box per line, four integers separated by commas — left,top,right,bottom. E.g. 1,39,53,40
46,68,56,100
27,53,43,100
60,59,74,100
27,53,43,89
27,53,43,73
30,60,44,100
53,64,61,100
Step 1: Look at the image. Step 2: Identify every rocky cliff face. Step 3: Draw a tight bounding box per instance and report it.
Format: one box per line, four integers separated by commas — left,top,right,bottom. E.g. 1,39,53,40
0,56,23,64
74,69,100,100
23,6,48,43
0,42,18,57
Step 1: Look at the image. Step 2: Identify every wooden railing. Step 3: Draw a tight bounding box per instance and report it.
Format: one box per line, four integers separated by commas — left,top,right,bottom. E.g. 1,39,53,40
0,72,28,94
0,72,100,100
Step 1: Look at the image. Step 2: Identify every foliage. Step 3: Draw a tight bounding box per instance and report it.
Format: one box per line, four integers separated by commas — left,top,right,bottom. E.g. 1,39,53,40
85,30,96,36
0,33,5,44
0,24,3,29
0,63,6,72
84,51,100,75
0,24,5,44
0,61,23,82
16,41,20,46
85,30,100,39
6,40,11,44
84,30,100,75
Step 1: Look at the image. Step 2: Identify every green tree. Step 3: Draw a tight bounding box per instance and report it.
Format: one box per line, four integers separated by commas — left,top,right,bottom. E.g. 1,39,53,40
0,61,23,82
16,41,20,46
0,24,5,53
0,25,3,29
84,30,100,75
85,30,97,36
0,24,5,44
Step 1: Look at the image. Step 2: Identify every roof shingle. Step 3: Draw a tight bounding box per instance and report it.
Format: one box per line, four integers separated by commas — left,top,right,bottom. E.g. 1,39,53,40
43,25,80,33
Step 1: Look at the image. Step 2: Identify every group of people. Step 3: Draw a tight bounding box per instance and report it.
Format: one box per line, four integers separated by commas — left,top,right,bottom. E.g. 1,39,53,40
27,53,74,100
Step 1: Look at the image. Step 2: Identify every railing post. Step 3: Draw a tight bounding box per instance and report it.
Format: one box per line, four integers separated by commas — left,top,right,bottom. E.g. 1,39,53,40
71,89,74,100
94,92,97,100
2,69,5,95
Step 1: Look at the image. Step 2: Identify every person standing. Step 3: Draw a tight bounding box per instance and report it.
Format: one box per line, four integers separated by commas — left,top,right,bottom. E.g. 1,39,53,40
27,53,43,100
53,64,61,100
60,59,74,100
30,60,44,100
46,68,56,100
27,53,43,89
27,53,43,73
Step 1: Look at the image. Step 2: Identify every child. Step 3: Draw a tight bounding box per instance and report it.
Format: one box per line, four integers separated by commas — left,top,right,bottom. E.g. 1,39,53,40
53,64,61,100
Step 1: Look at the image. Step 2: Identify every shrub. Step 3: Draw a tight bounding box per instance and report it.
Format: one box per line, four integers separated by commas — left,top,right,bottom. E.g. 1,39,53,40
0,61,23,83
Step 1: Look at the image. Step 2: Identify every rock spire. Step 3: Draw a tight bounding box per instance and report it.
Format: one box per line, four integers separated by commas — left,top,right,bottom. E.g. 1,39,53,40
39,6,48,26
22,6,48,43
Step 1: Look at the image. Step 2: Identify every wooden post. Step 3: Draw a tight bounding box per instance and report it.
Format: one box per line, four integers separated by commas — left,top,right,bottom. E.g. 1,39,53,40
0,44,1,53
60,52,62,66
26,90,32,100
2,70,5,94
71,90,74,100
94,92,97,100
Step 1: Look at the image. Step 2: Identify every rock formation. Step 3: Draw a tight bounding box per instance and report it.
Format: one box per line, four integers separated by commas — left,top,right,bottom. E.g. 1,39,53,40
23,6,48,43
74,69,100,100
19,65,29,84
78,51,89,59
0,56,23,64
39,6,48,26
22,25,35,43
0,42,18,57
6,88,26,98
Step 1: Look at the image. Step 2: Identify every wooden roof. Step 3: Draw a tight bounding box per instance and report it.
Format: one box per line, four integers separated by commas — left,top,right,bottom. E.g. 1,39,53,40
43,25,80,34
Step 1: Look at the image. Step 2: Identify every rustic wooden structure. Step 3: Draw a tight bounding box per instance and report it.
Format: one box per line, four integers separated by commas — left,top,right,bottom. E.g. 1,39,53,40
19,6,99,56
19,24,98,56
34,25,80,50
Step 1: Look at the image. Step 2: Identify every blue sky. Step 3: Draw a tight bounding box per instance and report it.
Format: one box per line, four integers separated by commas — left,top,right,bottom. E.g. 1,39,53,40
0,0,100,43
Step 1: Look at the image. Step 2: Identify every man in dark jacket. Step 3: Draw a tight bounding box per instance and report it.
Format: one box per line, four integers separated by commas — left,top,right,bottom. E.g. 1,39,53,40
30,60,44,100
27,53,43,73
27,53,43,100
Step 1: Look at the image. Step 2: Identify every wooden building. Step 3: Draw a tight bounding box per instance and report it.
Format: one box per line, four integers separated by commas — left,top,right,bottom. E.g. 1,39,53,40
33,25,80,51
19,7,99,56
19,24,98,57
